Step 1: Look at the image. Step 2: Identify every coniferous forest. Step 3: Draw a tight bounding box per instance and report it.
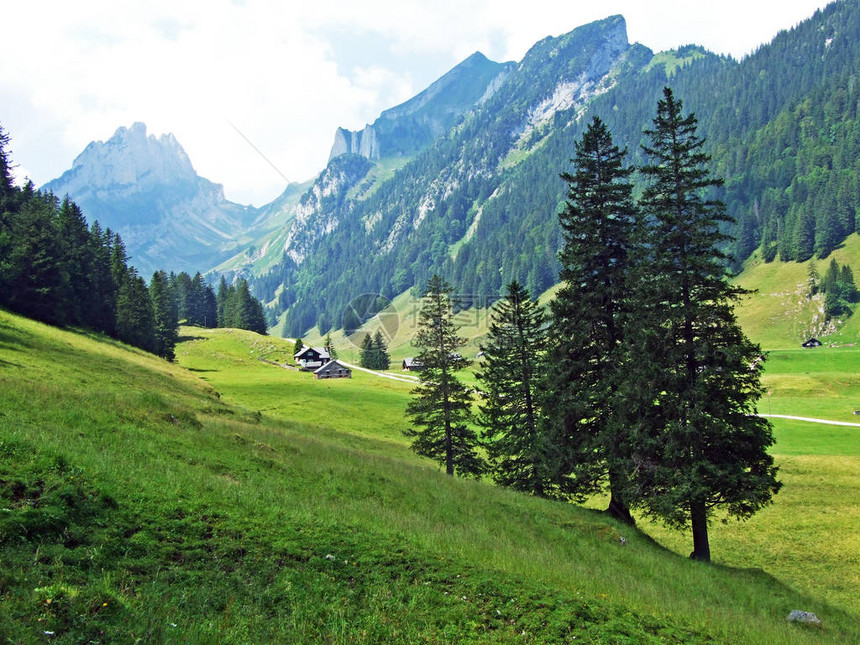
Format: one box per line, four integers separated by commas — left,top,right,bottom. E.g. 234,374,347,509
0,127,267,359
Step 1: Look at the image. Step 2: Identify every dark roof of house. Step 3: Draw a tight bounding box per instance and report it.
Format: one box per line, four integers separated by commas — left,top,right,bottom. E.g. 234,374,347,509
314,359,350,374
295,346,331,360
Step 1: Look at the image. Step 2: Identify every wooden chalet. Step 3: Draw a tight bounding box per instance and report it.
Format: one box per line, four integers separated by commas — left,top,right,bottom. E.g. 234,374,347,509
802,338,823,348
402,357,425,371
294,346,331,370
314,360,352,379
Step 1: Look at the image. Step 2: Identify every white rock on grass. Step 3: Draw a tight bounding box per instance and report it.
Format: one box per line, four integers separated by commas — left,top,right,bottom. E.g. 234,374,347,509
786,610,822,626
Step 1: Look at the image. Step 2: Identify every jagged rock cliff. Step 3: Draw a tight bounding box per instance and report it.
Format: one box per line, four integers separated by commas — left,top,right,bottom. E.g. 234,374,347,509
329,52,514,162
43,123,256,276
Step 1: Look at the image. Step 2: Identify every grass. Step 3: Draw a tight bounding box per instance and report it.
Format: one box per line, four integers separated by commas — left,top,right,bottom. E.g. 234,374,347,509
2,309,858,642
759,347,860,422
734,234,860,349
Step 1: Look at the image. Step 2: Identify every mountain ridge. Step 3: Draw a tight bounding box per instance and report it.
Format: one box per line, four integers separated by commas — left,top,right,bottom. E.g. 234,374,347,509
328,51,515,163
42,122,256,277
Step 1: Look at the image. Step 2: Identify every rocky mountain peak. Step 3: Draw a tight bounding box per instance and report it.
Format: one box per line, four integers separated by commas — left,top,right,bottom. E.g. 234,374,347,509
42,124,253,276
329,51,514,163
61,122,197,193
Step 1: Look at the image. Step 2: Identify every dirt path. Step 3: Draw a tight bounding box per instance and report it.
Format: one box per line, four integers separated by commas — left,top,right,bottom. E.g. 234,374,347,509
337,360,421,384
758,413,860,428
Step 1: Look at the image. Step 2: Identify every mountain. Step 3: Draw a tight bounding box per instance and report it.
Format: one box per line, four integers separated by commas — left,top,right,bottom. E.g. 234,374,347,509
42,122,258,277
254,15,650,335
329,52,515,162
245,2,860,339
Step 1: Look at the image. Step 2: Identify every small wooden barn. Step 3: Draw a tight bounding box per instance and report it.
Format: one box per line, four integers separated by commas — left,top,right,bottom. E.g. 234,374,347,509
802,338,822,348
402,357,425,371
313,360,352,379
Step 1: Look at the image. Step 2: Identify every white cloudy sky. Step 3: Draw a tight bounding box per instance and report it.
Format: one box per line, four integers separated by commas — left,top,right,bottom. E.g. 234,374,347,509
0,0,832,205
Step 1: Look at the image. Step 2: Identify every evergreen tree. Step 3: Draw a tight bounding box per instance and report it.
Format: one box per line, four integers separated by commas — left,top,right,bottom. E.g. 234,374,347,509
404,275,484,477
476,280,550,496
840,264,858,303
822,258,840,294
216,276,230,326
0,126,13,202
88,222,117,336
293,337,304,356
235,279,267,334
1,196,65,325
201,283,218,329
359,333,374,368
56,197,95,326
807,260,820,297
323,333,339,359
110,233,129,294
822,259,858,319
794,208,815,262
542,116,639,522
630,88,781,562
372,330,389,369
116,269,156,352
150,270,179,360
172,272,195,323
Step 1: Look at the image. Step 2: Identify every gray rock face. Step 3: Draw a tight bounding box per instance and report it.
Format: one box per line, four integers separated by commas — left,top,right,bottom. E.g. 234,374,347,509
43,123,255,276
329,52,514,163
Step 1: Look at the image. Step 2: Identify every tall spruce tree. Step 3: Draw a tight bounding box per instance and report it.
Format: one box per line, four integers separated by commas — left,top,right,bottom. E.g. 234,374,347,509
150,270,179,360
630,88,781,562
542,116,639,522
372,330,389,369
359,333,375,368
476,280,550,496
116,268,156,352
404,275,484,477
56,197,95,326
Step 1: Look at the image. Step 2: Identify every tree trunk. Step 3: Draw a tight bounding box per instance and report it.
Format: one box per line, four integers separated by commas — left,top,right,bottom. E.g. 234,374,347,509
607,467,635,526
445,422,453,476
689,500,710,562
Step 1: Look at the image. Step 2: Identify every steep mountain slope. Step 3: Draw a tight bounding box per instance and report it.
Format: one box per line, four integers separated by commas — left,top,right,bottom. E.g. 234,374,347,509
42,123,258,277
256,15,654,335
253,2,860,338
329,51,514,162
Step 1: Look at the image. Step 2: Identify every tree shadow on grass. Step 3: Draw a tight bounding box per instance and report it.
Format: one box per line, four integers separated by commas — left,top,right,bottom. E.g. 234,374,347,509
178,334,205,343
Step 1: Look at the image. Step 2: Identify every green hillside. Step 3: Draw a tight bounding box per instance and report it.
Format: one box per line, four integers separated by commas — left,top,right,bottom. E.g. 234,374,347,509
735,233,860,349
1,308,859,643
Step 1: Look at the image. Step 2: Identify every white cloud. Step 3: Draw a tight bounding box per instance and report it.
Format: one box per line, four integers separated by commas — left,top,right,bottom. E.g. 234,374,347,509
0,0,831,205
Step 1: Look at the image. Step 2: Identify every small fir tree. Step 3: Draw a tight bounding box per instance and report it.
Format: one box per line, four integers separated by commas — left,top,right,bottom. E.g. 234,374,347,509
404,275,484,477
476,280,550,496
116,268,156,353
372,330,389,370
359,333,375,368
323,332,339,359
150,270,179,360
807,261,820,297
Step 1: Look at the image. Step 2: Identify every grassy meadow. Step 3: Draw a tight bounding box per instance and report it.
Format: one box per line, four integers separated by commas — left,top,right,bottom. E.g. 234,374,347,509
2,236,860,642
1,309,858,643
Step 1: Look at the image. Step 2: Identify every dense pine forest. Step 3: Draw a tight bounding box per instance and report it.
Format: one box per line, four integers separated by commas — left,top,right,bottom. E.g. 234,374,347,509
0,128,267,357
